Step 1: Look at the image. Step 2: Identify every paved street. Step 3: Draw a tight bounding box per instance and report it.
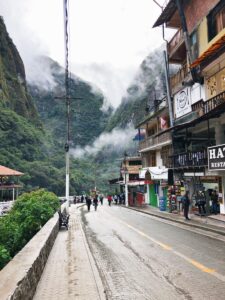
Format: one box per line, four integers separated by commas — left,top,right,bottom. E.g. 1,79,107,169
34,203,225,299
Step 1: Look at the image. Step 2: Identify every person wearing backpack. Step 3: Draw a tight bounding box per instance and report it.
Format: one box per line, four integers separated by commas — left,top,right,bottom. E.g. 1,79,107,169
182,191,191,220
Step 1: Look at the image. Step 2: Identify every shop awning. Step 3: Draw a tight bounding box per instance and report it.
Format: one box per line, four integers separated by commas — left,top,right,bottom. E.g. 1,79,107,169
191,34,225,68
139,167,168,180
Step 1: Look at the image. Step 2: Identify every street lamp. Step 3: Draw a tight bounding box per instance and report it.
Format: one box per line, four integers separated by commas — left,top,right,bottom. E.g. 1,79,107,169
122,151,129,207
124,166,129,207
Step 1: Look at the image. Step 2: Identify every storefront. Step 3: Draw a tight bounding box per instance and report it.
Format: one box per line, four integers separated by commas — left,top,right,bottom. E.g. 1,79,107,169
139,167,168,208
207,143,225,214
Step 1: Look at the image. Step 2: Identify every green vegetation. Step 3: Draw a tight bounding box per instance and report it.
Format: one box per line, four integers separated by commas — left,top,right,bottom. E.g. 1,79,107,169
0,189,59,269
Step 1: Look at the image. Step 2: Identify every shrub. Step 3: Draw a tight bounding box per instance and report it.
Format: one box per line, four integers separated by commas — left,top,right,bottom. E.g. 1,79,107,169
0,189,59,270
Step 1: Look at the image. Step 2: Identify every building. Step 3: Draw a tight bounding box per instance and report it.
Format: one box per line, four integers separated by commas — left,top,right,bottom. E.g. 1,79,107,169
136,97,171,208
153,0,225,214
120,155,145,206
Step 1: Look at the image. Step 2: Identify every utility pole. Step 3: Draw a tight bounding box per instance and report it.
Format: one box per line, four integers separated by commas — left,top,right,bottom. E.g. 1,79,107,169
63,0,70,211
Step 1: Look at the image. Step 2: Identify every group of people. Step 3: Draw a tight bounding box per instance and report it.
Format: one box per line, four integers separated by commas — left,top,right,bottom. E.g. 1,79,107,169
85,194,104,212
181,189,219,220
107,193,125,206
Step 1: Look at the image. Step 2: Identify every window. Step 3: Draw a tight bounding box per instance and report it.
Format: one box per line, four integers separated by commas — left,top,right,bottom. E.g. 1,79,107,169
190,31,198,61
128,160,142,166
208,2,225,41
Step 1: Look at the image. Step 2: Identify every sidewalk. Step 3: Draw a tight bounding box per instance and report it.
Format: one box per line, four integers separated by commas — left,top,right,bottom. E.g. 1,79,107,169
33,204,105,300
126,204,225,237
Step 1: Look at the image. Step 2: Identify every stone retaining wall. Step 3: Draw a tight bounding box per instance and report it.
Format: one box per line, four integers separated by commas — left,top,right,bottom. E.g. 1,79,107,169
0,213,59,300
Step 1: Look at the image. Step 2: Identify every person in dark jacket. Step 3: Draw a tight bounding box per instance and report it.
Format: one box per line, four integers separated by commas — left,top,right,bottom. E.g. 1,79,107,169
86,196,92,211
211,190,219,214
93,195,98,211
182,191,191,220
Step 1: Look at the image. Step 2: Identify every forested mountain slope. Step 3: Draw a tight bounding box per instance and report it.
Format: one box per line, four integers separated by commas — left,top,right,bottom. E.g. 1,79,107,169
106,48,167,131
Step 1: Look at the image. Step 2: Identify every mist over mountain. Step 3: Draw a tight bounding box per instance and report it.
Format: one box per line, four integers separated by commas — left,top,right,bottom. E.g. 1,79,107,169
0,15,168,195
106,47,167,131
28,56,113,148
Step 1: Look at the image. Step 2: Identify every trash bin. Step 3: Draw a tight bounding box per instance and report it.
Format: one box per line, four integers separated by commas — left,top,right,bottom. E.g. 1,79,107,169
159,196,166,211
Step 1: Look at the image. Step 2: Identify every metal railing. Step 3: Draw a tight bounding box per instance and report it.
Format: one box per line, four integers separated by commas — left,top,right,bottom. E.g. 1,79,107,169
172,149,208,168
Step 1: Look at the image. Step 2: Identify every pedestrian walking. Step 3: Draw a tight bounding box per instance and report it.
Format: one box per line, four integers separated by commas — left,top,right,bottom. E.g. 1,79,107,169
86,196,92,211
99,195,103,205
182,191,190,220
107,195,112,206
93,195,98,211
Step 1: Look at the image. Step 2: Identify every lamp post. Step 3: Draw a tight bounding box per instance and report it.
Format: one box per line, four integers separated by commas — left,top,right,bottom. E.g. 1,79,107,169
63,0,70,211
122,151,129,207
124,166,129,207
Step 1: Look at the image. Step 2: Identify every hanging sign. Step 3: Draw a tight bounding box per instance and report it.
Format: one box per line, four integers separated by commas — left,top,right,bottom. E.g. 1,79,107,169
208,144,225,170
174,87,191,118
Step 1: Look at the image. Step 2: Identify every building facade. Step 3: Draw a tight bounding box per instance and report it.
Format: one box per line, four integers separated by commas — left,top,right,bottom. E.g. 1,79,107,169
153,0,225,214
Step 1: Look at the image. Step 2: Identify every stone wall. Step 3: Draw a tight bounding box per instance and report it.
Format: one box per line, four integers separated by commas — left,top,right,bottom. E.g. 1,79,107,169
0,213,59,300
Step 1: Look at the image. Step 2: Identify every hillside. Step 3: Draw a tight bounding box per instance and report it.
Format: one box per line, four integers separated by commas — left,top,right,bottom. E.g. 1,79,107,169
0,17,113,196
106,48,167,131
28,56,113,148
0,17,39,124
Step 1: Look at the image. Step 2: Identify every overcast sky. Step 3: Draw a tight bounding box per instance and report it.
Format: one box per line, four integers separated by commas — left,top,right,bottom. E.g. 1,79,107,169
1,0,170,107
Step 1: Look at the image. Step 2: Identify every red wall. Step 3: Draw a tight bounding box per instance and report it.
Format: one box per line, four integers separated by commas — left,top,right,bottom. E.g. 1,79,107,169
184,0,220,33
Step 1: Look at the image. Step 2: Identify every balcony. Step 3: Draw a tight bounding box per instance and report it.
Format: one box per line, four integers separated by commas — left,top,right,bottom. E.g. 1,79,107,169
139,131,172,152
192,91,225,116
167,28,186,63
170,63,190,91
172,150,208,168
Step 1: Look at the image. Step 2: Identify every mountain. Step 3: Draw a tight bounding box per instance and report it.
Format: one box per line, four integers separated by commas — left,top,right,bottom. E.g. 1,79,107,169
106,48,167,131
28,56,113,148
0,17,39,124
0,17,113,196
0,15,169,196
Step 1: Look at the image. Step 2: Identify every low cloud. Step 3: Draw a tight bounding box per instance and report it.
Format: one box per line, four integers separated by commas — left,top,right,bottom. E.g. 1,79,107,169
70,124,137,158
72,62,136,108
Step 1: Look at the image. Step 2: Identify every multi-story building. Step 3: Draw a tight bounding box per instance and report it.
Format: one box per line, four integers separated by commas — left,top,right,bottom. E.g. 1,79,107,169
120,155,145,206
153,0,225,214
137,98,171,208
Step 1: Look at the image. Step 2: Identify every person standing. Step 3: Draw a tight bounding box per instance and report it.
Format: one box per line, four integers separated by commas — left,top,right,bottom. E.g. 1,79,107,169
99,195,103,205
211,190,219,215
182,191,191,220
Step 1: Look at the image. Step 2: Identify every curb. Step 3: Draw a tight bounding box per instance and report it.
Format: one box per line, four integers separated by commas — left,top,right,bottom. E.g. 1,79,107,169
126,206,225,237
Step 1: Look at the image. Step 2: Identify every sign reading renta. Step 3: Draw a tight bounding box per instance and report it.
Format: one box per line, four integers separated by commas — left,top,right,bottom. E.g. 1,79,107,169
208,144,225,170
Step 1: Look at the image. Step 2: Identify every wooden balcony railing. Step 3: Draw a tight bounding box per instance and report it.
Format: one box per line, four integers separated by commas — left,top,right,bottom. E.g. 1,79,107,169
167,28,184,57
139,132,171,151
172,149,208,168
170,63,189,90
192,91,225,116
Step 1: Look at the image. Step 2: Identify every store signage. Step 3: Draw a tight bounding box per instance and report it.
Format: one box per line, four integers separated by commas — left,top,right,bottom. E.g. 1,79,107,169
208,144,225,170
174,88,191,118
184,172,204,177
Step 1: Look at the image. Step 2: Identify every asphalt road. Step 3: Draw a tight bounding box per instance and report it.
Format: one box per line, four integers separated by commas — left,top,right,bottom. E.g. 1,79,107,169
82,203,225,300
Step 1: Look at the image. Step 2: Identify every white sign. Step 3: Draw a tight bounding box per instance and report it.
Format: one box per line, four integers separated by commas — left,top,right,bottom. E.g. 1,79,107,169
174,88,191,118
